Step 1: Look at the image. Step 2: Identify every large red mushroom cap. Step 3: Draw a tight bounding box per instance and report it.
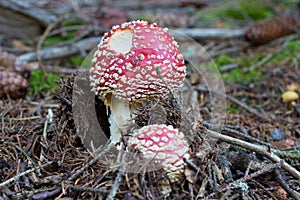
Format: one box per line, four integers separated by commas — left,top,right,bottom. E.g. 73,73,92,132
128,124,190,181
90,20,186,103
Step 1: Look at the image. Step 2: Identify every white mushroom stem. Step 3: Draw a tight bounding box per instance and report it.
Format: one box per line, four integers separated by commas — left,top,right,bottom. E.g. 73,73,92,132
108,96,137,144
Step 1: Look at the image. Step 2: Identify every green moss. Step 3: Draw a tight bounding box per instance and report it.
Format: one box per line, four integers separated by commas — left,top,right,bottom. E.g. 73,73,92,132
44,36,65,45
226,106,239,114
215,54,236,66
62,20,83,27
213,54,262,83
212,39,300,84
223,68,262,83
45,30,76,45
286,39,300,51
44,20,82,45
29,70,58,95
70,55,84,66
239,0,273,21
270,39,300,63
198,0,273,23
136,13,154,21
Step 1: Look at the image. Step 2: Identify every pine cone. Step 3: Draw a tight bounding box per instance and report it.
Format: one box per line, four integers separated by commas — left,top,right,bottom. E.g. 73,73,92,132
244,16,299,45
0,49,31,78
0,71,28,99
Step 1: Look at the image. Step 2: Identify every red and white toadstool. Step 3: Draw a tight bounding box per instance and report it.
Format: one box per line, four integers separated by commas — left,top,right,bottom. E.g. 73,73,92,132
128,124,190,182
90,20,186,143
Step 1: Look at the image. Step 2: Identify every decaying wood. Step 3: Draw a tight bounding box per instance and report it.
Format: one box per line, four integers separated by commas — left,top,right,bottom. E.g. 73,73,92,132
0,7,41,38
20,37,101,62
0,0,57,26
0,0,57,38
205,129,300,179
171,28,245,40
19,28,245,62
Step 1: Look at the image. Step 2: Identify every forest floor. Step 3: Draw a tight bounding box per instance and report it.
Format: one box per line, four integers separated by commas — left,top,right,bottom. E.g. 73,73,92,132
0,0,300,199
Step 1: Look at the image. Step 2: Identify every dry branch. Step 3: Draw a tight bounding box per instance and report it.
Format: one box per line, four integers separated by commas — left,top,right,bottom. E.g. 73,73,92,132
0,0,57,26
196,86,270,121
205,129,300,179
67,143,112,182
0,162,53,188
107,164,126,200
0,0,57,38
20,37,101,62
171,28,245,40
19,28,245,62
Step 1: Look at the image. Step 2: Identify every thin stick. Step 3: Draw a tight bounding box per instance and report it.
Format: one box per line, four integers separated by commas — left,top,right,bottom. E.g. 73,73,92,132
65,184,109,193
20,37,100,62
196,86,270,121
207,162,280,199
204,122,300,160
275,169,300,200
0,162,52,187
0,0,57,26
67,143,112,182
2,141,34,164
37,23,56,76
7,116,40,121
1,107,13,135
171,28,245,40
205,129,300,179
204,121,272,147
252,179,278,200
245,35,295,72
107,164,127,200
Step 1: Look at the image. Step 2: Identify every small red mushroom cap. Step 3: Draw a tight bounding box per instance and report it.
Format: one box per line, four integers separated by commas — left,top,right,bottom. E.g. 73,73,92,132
128,124,190,181
90,20,186,103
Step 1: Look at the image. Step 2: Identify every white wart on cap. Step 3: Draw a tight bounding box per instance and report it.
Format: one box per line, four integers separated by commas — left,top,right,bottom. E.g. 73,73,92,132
128,124,190,181
90,20,186,103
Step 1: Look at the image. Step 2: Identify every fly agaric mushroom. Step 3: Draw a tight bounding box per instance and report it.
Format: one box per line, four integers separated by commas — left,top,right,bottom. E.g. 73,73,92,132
90,20,186,143
128,124,190,182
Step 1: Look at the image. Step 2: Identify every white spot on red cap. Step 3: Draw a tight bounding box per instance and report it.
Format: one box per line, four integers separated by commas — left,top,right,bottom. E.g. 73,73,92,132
89,20,186,103
128,124,190,182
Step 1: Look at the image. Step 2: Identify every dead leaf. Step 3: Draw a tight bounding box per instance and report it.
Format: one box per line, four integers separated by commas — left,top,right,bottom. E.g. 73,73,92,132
12,39,33,52
270,139,295,149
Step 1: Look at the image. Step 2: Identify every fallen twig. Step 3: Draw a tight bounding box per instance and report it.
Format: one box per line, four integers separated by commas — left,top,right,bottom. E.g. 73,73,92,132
66,143,112,182
245,35,295,72
45,65,78,74
0,0,57,26
19,27,246,62
37,23,57,76
205,128,300,179
2,141,34,164
171,28,245,40
203,121,273,147
65,184,109,194
196,86,270,121
275,169,300,200
20,37,101,62
252,179,279,200
0,162,53,188
224,162,279,193
107,164,127,200
209,162,280,199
